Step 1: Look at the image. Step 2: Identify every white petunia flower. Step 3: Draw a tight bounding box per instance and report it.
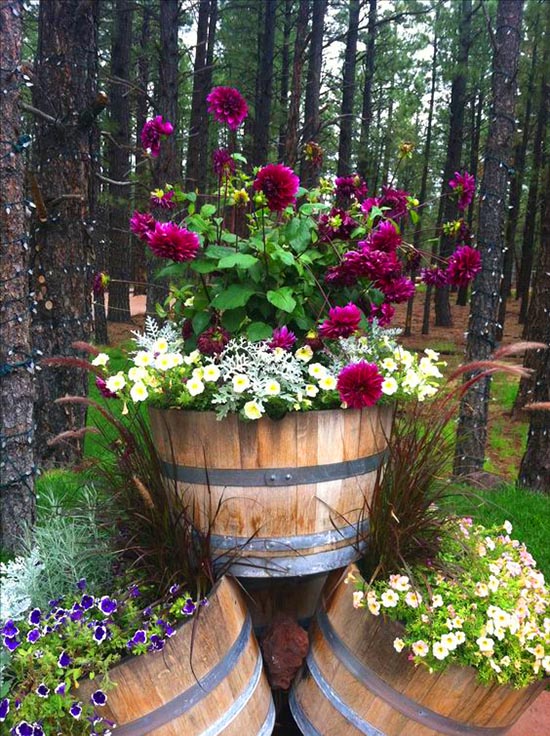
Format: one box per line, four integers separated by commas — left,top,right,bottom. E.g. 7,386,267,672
91,353,109,367
381,376,398,395
305,384,319,398
134,351,153,367
295,345,313,363
153,338,169,354
105,373,125,392
203,364,220,382
232,374,251,393
308,362,327,379
318,375,337,391
264,380,281,396
130,382,148,402
412,640,429,657
187,378,205,396
243,400,264,420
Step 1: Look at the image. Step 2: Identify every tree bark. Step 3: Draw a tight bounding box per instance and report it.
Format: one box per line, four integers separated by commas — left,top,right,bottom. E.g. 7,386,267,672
357,0,377,181
454,0,523,478
337,0,360,177
517,158,550,492
252,0,277,165
517,13,549,324
277,0,293,162
185,0,210,191
300,0,327,186
434,0,472,327
30,0,101,469
284,0,309,168
405,13,438,337
0,0,35,551
107,0,133,323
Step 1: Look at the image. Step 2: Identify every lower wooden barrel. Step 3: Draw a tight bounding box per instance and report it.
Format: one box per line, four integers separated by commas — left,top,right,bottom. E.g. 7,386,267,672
80,576,274,735
149,407,393,578
290,567,546,736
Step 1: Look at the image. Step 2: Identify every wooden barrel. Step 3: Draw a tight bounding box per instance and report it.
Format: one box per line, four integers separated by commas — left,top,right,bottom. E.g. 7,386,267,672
290,567,546,736
80,576,274,735
149,406,393,578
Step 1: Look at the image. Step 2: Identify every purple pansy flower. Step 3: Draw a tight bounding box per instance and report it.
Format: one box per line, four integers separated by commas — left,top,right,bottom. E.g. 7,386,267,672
0,697,8,721
26,629,41,644
28,608,41,626
69,702,82,719
58,650,72,668
36,683,49,698
54,683,66,695
3,636,20,652
98,596,117,616
182,599,196,615
77,578,87,591
80,594,94,610
1,620,18,638
91,690,107,707
93,624,108,643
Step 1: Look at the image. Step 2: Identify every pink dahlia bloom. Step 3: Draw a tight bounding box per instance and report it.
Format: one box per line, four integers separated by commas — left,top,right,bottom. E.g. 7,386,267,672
207,87,248,130
368,302,395,327
318,207,358,243
253,163,299,212
141,116,174,157
212,148,236,180
269,326,296,351
150,189,176,210
130,211,156,240
366,221,402,253
449,171,475,211
197,326,231,356
420,266,448,287
446,245,481,287
379,275,415,304
337,361,383,409
319,303,362,339
334,175,368,202
96,377,117,399
145,222,200,262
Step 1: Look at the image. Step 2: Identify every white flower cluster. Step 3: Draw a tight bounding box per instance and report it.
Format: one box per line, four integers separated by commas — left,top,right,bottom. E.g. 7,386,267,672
355,520,550,688
132,316,183,354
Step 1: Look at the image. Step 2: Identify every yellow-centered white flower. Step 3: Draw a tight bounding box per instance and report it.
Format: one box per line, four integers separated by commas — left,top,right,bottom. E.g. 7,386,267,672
318,375,337,391
203,364,220,382
232,374,250,393
130,382,148,402
91,352,109,367
243,400,264,420
105,373,125,392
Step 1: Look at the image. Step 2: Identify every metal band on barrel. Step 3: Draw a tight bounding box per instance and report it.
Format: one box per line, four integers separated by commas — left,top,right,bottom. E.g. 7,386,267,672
114,613,255,736
160,449,388,487
313,607,509,736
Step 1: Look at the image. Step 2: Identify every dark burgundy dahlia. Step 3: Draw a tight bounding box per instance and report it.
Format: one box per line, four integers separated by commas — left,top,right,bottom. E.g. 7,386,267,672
253,163,299,212
197,326,231,356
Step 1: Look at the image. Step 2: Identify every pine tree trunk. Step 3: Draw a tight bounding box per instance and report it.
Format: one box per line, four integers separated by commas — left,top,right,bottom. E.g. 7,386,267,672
284,0,309,168
107,0,133,324
405,14,438,337
252,0,277,165
517,16,549,324
434,0,472,327
517,157,550,492
277,0,293,162
185,0,210,191
337,0,360,177
300,0,327,186
357,0,377,180
30,0,101,468
0,0,35,551
454,0,523,478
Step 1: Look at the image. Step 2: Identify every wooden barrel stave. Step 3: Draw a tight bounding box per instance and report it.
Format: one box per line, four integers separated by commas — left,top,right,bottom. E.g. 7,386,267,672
290,567,545,736
150,407,392,577
80,576,274,735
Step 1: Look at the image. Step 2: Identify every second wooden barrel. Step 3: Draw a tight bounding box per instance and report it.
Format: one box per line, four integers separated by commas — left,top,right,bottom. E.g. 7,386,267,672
290,566,545,735
149,406,393,577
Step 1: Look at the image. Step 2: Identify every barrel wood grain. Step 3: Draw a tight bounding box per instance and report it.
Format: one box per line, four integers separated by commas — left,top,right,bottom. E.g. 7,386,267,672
149,407,393,576
290,565,546,736
79,576,274,735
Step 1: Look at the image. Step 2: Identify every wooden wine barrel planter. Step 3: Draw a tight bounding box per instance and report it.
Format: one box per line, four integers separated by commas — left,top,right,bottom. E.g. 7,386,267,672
149,406,393,578
80,576,274,736
290,567,546,736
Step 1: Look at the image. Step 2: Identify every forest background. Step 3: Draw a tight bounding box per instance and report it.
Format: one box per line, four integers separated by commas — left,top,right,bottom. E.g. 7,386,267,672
0,0,549,552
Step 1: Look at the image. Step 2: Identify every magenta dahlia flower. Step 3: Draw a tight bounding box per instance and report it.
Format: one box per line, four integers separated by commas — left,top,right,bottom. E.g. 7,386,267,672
96,377,117,399
449,171,475,211
368,302,395,327
197,326,231,356
207,87,248,130
145,222,200,262
337,361,383,409
150,189,175,210
130,211,156,240
318,207,358,243
269,326,296,351
319,303,362,339
334,175,368,202
379,275,415,304
140,116,174,157
253,163,299,212
212,148,236,180
367,220,402,252
446,245,481,287
420,266,448,287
